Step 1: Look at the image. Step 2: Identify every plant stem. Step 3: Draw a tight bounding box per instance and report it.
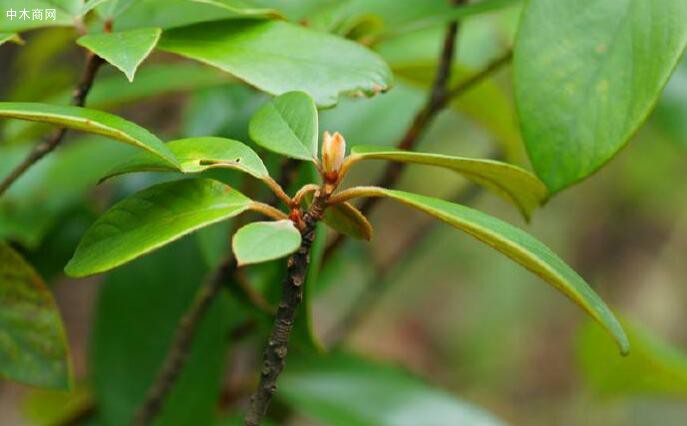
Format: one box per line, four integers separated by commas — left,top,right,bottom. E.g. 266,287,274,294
133,155,306,425
244,191,328,426
132,258,236,426
249,201,290,221
357,13,461,215
0,52,104,197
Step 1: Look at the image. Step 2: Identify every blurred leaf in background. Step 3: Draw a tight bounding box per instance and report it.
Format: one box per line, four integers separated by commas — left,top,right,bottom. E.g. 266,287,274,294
576,319,687,398
280,352,507,426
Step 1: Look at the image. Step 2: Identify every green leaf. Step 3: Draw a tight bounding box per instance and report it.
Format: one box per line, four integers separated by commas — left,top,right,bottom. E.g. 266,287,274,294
190,0,281,17
309,0,521,41
232,220,301,266
0,243,71,389
279,352,506,426
576,319,687,398
158,19,392,107
324,202,373,241
81,0,113,15
92,238,236,425
515,0,687,193
65,179,253,277
77,27,162,82
0,0,73,32
113,0,238,30
350,146,548,220
249,91,319,161
100,137,269,182
22,386,91,426
95,0,136,18
0,32,22,46
3,64,232,144
356,187,629,354
305,192,372,241
0,102,178,168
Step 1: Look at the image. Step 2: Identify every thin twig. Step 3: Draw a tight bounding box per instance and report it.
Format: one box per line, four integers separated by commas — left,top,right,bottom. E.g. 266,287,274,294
357,6,462,214
323,49,513,261
249,201,290,221
132,258,236,426
322,18,462,259
244,191,329,426
233,268,277,315
262,176,293,208
0,52,104,197
445,50,513,100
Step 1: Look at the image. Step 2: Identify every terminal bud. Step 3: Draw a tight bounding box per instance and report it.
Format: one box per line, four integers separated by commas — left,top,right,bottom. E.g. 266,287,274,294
321,131,346,183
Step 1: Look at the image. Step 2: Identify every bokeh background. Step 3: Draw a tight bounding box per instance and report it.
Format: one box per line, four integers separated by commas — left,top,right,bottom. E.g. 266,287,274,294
2,2,687,425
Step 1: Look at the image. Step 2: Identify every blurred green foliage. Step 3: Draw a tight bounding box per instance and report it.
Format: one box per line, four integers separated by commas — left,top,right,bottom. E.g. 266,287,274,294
1,1,687,426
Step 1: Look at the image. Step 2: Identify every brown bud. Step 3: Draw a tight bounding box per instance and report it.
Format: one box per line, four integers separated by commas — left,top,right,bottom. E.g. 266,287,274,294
321,131,346,182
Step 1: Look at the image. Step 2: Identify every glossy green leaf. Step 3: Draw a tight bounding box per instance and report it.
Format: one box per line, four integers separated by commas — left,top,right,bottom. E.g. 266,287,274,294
0,32,22,46
158,19,392,107
77,27,162,82
232,220,301,266
81,0,113,15
65,179,253,277
190,0,281,17
279,352,506,426
0,102,178,167
47,0,83,16
113,0,237,30
249,91,318,161
324,202,373,241
350,146,548,220
95,0,136,18
3,64,232,143
100,137,269,182
357,187,629,354
305,192,372,241
92,238,236,425
309,0,521,41
515,0,687,193
576,320,687,397
0,0,73,32
0,243,71,389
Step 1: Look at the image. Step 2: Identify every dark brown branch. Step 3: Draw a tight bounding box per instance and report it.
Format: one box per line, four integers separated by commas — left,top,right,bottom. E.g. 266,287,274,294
357,14,462,216
132,258,236,426
244,192,328,426
0,52,104,197
446,49,514,100
326,183,484,345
